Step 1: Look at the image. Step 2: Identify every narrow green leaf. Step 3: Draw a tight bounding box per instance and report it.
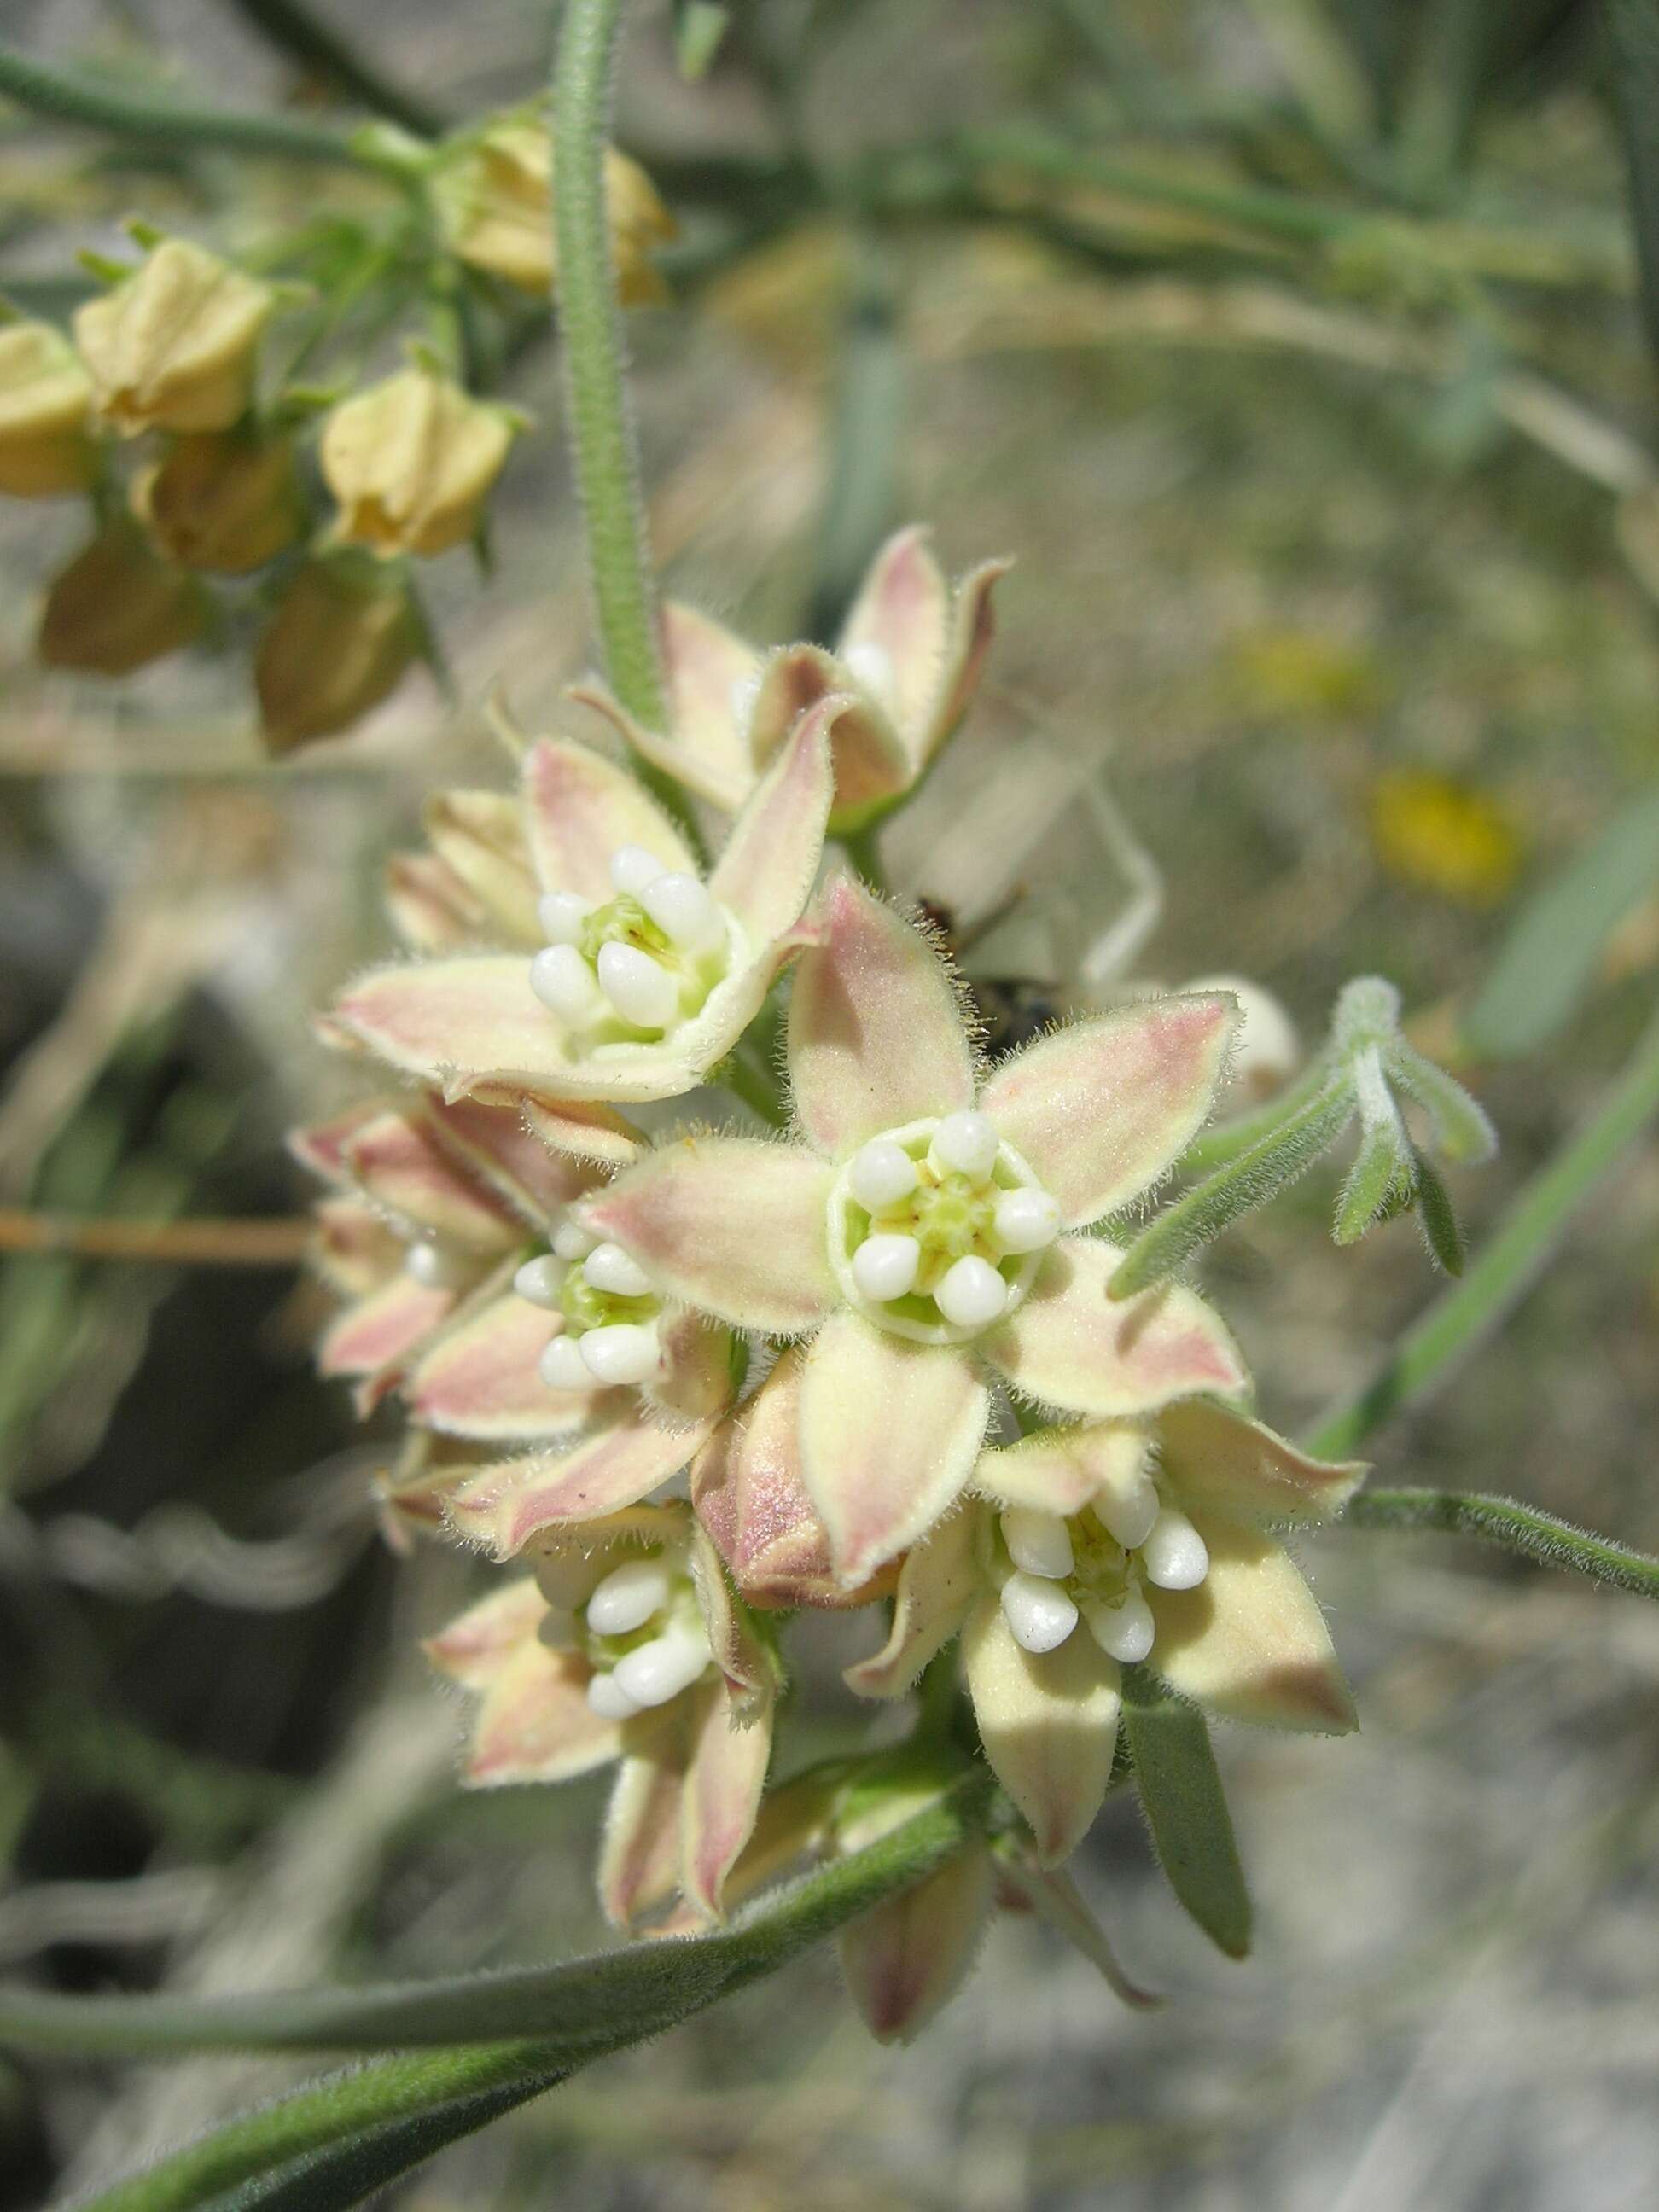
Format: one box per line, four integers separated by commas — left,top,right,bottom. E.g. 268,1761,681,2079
1410,1145,1466,1276
1605,0,1659,376
1109,1078,1354,1299
1462,789,1659,1059
1382,1039,1496,1164
1333,1119,1412,1244
1119,1669,1251,1959
1344,1487,1659,1599
672,0,730,80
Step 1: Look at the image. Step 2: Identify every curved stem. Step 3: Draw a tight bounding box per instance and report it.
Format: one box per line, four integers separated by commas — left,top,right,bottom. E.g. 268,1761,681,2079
1343,1488,1659,1599
0,43,417,177
551,0,666,736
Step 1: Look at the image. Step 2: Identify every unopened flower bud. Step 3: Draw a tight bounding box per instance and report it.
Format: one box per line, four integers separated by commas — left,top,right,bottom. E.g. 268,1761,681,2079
321,367,519,559
254,556,419,754
0,322,96,497
38,521,206,674
132,428,305,573
434,116,675,304
73,238,275,436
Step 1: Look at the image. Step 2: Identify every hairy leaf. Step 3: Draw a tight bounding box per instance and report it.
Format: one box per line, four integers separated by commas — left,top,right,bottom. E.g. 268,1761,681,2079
1120,1668,1251,1959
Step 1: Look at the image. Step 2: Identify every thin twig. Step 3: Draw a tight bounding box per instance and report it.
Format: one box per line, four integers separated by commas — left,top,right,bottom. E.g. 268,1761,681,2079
0,1211,311,1266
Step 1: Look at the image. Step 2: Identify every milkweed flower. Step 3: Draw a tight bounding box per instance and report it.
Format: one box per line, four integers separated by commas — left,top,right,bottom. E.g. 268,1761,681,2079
293,1088,606,1412
331,701,839,1104
576,872,1246,1586
73,236,274,436
424,1502,775,1928
846,1400,1362,1863
320,367,521,560
578,526,1006,832
0,321,96,497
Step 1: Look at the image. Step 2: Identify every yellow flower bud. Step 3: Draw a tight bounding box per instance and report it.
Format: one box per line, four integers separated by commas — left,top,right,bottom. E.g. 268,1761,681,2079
132,428,306,573
0,321,96,497
254,556,420,754
38,521,207,675
73,238,275,436
434,117,675,304
320,367,517,560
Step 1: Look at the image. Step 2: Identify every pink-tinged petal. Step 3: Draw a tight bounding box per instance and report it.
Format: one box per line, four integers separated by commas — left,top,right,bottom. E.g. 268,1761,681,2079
515,1091,644,1170
333,957,575,1091
787,873,977,1160
319,1272,453,1385
838,1841,994,2043
386,850,489,952
688,1517,775,1710
467,1640,623,1784
311,1196,400,1296
423,789,542,945
981,995,1238,1230
408,1294,597,1440
844,1505,979,1697
837,526,950,741
800,1313,987,1586
288,1101,383,1187
1158,1399,1365,1528
707,693,835,946
994,1858,1161,2011
926,555,1009,762
1148,1516,1357,1734
600,1731,690,1930
573,603,765,815
642,1309,736,1429
425,1577,547,1688
974,1421,1153,1518
422,1091,608,1224
963,1593,1120,1866
521,736,695,903
693,1349,889,1611
449,1415,706,1557
715,1768,838,1913
983,1237,1247,1419
533,1501,688,1612
343,1109,523,1251
744,646,911,828
682,1674,774,1918
579,1135,836,1333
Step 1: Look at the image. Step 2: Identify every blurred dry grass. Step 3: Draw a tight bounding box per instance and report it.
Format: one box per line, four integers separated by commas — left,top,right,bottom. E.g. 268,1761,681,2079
3,3,1658,2208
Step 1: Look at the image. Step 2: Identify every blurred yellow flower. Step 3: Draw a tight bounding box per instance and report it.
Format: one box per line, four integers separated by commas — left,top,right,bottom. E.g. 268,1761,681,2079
0,321,96,497
321,367,519,559
1229,628,1384,722
73,237,275,436
1369,771,1522,907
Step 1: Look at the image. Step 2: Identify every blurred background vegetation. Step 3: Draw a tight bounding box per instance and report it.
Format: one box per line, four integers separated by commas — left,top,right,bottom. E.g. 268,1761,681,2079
2,1,1657,2205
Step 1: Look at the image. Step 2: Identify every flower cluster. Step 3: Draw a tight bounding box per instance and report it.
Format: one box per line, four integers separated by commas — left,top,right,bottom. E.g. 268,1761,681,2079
298,529,1365,2035
3,113,672,753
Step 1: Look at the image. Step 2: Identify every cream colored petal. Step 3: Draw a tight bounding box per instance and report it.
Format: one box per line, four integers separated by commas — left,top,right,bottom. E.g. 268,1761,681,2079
800,1313,987,1586
386,850,488,952
446,1413,705,1557
520,736,696,902
579,1135,836,1333
707,696,835,946
332,957,576,1091
600,1730,690,1930
1147,1516,1357,1734
924,555,1010,763
344,1109,523,1251
682,1674,774,1919
974,1420,1152,1517
465,1638,623,1786
311,1196,400,1297
963,1593,1121,1867
1158,1399,1366,1528
743,644,911,828
983,1237,1247,1418
660,602,765,798
288,1100,384,1188
422,1091,608,1225
422,788,542,945
514,1091,644,1171
844,1504,979,1697
424,1575,547,1689
407,1294,597,1439
837,526,950,740
838,1842,994,2043
319,1273,452,1388
786,873,977,1160
980,995,1237,1228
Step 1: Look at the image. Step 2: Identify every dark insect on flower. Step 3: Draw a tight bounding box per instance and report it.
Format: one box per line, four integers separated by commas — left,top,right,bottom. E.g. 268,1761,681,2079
916,897,1060,1062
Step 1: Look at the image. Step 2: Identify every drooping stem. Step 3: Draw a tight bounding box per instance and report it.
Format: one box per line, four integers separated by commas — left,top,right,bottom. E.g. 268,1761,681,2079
551,0,667,736
0,1210,311,1266
0,42,418,176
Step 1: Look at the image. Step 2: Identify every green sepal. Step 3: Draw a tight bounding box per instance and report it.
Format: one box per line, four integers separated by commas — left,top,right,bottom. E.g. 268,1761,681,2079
1120,1668,1251,1959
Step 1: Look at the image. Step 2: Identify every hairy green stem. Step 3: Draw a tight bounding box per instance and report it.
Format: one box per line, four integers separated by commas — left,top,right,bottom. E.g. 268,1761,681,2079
0,43,416,175
1343,1487,1659,1598
1311,1006,1659,1463
552,0,666,734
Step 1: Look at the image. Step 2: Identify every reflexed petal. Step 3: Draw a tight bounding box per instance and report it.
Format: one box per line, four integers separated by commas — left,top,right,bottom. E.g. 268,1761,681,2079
838,1842,994,2042
424,1577,546,1689
344,1109,523,1249
423,789,542,944
981,995,1237,1229
319,1273,452,1388
515,1091,644,1171
447,1414,702,1556
409,1294,597,1439
1158,1399,1365,1528
787,874,976,1159
386,850,488,952
926,556,1009,761
844,1504,979,1697
974,1420,1152,1518
311,1196,400,1296
579,1135,836,1333
600,1732,690,1930
521,736,695,902
800,1313,987,1586
708,695,835,946
838,526,950,740
288,1102,382,1188
682,1674,774,1919
745,645,911,827
423,1091,608,1222
1148,1516,1357,1734
963,1592,1121,1866
333,957,575,1090
984,1237,1247,1418
465,1639,622,1784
